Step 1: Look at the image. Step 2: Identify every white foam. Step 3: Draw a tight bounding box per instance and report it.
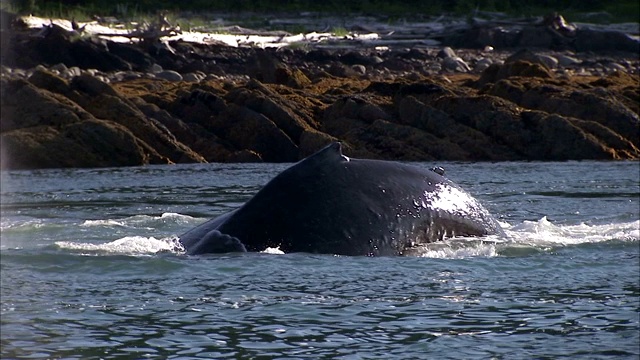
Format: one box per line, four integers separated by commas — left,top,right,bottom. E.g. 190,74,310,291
411,218,638,258
261,247,285,255
0,218,52,232
505,217,639,247
416,241,499,259
40,214,640,258
55,236,184,255
81,212,196,229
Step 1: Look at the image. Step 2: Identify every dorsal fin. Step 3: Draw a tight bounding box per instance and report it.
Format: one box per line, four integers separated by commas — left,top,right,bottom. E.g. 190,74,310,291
308,142,348,163
324,142,343,156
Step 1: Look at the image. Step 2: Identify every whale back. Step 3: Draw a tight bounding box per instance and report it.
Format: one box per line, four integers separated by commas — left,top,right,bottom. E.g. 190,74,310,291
180,143,503,256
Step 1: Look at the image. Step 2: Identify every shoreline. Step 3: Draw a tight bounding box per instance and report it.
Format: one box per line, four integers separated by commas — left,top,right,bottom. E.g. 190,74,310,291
1,10,638,169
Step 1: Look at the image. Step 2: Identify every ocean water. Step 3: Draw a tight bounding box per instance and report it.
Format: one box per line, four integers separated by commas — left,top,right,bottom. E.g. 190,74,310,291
1,161,638,359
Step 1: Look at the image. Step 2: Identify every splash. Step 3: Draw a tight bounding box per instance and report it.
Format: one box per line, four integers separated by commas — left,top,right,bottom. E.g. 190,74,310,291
413,218,638,259
55,236,185,255
21,214,640,259
55,237,287,256
505,217,639,246
261,247,285,255
411,240,500,259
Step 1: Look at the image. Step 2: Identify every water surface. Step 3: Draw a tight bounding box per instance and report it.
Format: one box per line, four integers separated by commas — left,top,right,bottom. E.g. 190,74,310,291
1,161,638,359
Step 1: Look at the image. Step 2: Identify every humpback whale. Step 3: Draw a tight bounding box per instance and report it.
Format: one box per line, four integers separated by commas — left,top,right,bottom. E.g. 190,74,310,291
179,142,504,256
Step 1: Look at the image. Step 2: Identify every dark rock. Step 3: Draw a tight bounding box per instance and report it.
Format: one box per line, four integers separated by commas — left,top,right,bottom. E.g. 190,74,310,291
131,96,200,145
476,60,554,87
212,103,299,162
70,74,120,97
228,80,314,143
32,25,132,71
155,70,183,81
250,49,311,88
437,47,457,59
82,93,205,163
173,88,228,129
520,111,617,160
505,49,556,69
440,15,638,55
305,49,336,63
1,79,91,132
516,26,566,49
106,41,155,71
298,129,339,159
574,29,640,53
0,118,166,169
28,69,71,95
227,149,263,162
484,77,640,150
62,119,166,165
341,50,380,66
442,56,471,72
1,16,638,169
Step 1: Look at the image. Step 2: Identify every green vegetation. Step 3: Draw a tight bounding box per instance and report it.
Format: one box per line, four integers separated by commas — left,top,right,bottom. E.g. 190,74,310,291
4,0,639,23
331,27,349,37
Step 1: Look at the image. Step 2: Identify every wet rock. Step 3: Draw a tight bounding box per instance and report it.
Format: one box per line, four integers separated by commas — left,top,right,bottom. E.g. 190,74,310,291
437,47,457,59
519,112,621,160
474,58,493,72
0,119,167,169
227,149,263,162
130,96,199,146
23,24,131,71
440,14,639,54
351,64,366,75
517,25,565,49
211,103,299,162
107,41,154,71
574,29,640,53
71,74,120,97
250,49,311,88
27,69,70,95
81,92,205,163
476,60,554,87
50,63,69,74
341,51,380,66
1,78,91,132
442,56,471,72
505,49,555,70
155,70,183,82
228,79,317,142
556,54,581,67
150,64,163,73
298,129,339,159
0,78,169,169
182,72,202,82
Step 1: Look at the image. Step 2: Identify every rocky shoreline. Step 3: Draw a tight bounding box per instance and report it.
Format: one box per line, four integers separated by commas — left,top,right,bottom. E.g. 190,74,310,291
1,10,638,169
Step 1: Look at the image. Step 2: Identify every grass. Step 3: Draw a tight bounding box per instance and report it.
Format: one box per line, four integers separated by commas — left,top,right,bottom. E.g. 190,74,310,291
286,41,311,51
331,27,349,37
